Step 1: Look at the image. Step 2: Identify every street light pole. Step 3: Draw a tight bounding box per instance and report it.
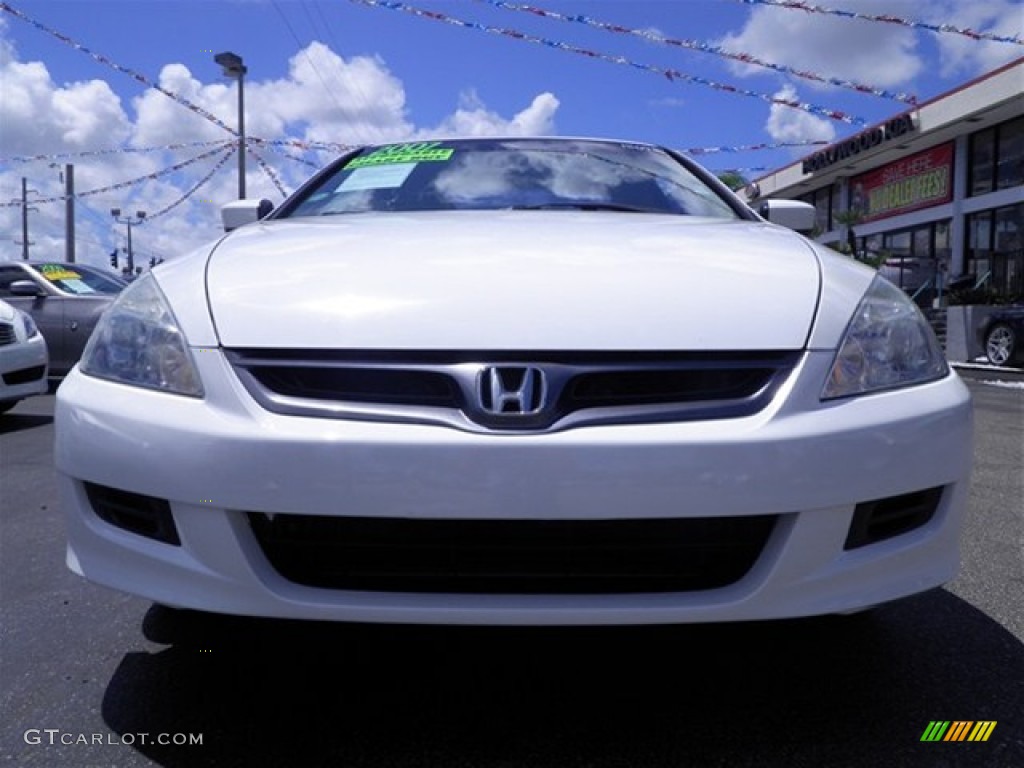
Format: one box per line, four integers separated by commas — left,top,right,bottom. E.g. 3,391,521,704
110,208,146,276
215,51,247,199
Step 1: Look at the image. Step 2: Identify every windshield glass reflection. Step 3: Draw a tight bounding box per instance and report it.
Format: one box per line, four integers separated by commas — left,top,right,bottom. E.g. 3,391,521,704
286,139,738,220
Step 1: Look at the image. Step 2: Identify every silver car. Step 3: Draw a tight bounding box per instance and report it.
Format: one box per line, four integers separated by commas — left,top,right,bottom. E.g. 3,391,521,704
0,261,126,377
0,298,48,414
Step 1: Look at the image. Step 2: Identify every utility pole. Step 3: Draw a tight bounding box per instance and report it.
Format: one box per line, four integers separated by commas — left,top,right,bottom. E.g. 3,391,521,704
65,164,75,263
111,208,146,276
18,177,38,260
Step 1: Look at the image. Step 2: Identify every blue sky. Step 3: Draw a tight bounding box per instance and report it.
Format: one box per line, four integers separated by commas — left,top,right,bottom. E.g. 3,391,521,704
1,0,1021,267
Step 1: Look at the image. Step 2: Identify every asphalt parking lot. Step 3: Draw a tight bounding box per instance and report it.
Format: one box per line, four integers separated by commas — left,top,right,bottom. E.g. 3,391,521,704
1,374,1021,767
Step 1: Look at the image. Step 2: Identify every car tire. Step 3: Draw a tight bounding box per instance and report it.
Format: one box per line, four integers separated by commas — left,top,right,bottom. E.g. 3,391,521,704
984,323,1018,367
0,401,17,415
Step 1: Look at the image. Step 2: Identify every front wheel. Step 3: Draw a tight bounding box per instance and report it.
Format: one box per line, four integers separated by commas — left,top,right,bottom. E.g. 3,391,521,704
985,323,1018,367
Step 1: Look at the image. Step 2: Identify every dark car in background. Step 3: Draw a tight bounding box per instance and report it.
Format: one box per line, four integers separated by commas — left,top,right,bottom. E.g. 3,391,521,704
978,306,1024,367
0,261,127,377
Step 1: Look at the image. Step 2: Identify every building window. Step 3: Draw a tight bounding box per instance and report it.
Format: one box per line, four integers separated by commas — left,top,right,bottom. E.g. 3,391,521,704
859,221,952,303
966,203,1024,298
935,221,951,266
969,117,1024,196
996,116,1023,190
969,128,995,196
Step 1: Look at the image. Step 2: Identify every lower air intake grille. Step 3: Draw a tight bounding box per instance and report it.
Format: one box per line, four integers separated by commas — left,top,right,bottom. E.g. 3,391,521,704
84,482,180,545
844,486,944,550
247,514,778,594
2,365,46,385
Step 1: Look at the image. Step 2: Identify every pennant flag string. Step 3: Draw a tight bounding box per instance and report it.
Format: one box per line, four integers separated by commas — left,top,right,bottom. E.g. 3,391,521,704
682,139,829,155
245,145,291,197
347,0,866,124
254,138,359,155
249,138,322,168
0,3,239,136
475,0,917,104
2,140,236,165
146,148,237,220
0,145,234,207
731,0,1024,46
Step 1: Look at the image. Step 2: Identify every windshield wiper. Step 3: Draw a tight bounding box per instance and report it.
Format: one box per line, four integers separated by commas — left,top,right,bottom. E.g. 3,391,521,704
507,202,667,214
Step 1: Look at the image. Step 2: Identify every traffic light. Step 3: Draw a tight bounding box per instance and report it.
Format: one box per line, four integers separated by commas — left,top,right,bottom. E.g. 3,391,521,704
110,250,118,268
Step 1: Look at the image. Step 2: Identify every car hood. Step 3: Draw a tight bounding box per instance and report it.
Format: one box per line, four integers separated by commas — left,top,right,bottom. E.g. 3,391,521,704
0,300,15,323
205,211,821,351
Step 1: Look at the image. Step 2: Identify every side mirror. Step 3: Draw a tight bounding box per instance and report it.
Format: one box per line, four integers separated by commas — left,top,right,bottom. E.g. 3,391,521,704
757,199,816,234
9,279,45,297
221,198,275,232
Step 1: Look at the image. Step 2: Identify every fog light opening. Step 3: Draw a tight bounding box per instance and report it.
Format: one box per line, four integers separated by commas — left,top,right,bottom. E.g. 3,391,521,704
83,482,181,546
844,487,944,550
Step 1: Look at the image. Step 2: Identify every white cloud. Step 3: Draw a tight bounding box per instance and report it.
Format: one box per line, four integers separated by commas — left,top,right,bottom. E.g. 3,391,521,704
718,1,923,88
259,42,414,145
764,84,837,145
0,57,130,156
426,90,559,137
923,0,1023,77
0,36,559,268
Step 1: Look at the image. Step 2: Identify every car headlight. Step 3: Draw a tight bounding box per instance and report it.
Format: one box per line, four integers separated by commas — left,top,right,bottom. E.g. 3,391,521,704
79,273,203,397
16,310,39,340
823,275,947,400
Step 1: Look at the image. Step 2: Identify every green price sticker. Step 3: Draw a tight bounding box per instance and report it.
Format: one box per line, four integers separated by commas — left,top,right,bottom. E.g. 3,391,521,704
347,141,455,168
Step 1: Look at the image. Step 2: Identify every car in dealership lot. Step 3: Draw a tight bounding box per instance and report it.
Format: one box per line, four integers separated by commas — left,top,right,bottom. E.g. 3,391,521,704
978,306,1024,367
0,261,127,377
0,298,48,414
55,137,973,626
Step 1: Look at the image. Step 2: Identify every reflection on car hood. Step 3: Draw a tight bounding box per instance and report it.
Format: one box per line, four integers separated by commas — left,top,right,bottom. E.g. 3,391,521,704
206,211,821,351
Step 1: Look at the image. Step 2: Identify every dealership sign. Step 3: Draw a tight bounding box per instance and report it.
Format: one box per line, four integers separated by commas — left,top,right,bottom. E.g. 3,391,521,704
850,142,954,223
802,113,916,174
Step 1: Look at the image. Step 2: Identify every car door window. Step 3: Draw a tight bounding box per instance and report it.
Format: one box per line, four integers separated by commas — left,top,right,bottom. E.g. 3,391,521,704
0,266,34,296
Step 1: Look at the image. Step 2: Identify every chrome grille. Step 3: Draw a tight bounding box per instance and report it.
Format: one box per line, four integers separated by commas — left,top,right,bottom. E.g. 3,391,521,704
226,349,801,433
0,323,15,346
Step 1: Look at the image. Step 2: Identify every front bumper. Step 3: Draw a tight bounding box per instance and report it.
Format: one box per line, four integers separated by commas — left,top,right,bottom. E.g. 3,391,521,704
0,334,48,404
55,348,973,625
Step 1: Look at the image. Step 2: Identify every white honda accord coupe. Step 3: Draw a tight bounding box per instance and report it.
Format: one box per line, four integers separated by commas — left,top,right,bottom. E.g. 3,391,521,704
55,137,972,625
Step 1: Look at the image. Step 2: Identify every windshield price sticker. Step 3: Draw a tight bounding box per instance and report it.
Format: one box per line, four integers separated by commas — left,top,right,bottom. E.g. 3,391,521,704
339,163,417,191
39,265,81,282
346,142,455,168
61,278,97,295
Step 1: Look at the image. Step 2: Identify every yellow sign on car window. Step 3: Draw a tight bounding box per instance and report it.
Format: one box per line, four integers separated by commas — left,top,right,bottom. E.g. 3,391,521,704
38,264,81,282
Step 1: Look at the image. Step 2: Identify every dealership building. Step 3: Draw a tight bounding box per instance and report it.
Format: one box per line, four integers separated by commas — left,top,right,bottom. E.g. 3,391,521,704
746,56,1023,305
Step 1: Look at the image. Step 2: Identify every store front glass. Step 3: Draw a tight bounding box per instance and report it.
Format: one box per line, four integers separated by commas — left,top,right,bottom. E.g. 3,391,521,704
967,203,1023,300
862,221,951,304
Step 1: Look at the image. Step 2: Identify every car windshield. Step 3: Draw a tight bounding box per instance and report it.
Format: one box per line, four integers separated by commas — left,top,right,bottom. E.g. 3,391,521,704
34,263,125,295
283,139,740,219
